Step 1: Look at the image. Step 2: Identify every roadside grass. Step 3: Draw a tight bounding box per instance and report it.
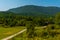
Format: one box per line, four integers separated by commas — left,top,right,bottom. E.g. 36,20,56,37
10,25,60,40
10,31,26,40
0,26,25,39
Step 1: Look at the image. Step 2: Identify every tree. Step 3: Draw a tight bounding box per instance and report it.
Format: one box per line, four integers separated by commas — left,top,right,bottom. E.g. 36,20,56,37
26,21,35,40
55,12,60,25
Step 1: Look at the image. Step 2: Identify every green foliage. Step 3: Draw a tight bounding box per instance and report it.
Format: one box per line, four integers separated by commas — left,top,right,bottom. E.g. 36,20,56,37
55,12,60,25
26,22,35,38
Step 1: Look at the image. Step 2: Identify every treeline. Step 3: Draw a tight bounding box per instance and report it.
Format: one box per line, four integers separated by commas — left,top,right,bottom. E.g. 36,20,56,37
0,12,60,27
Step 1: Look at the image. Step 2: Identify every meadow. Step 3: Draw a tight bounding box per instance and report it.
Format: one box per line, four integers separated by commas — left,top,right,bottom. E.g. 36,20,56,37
0,26,25,39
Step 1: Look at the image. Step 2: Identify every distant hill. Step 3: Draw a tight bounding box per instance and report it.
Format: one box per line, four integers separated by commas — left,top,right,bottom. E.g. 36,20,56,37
8,5,60,16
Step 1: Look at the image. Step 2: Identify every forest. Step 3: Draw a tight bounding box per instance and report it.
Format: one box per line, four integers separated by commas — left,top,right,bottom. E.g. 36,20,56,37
0,11,55,27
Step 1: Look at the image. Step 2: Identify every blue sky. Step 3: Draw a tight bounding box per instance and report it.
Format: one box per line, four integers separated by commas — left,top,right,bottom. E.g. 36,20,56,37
0,0,60,11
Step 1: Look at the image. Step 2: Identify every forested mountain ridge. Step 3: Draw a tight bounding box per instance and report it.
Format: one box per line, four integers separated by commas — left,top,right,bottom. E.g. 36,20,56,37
8,5,60,16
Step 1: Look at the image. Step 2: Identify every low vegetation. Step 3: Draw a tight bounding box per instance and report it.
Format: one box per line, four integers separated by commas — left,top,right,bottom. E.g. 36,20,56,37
0,26,25,39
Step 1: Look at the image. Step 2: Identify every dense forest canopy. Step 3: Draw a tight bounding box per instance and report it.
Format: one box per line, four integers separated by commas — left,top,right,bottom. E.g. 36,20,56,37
0,11,58,27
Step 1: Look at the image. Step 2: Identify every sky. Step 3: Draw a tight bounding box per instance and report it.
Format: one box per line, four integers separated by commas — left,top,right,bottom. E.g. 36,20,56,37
0,0,60,11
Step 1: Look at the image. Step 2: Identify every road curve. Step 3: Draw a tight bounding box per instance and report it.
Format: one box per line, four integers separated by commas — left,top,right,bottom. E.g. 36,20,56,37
1,29,26,40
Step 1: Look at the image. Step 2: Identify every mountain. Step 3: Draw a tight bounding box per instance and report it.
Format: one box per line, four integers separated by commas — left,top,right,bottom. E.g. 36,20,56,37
8,5,60,16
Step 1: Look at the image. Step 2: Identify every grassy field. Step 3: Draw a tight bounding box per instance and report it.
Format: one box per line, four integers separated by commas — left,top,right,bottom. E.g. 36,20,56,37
0,26,25,39
10,25,60,40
